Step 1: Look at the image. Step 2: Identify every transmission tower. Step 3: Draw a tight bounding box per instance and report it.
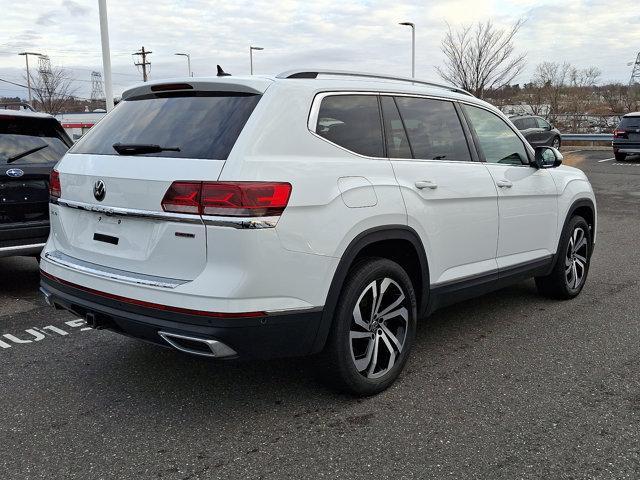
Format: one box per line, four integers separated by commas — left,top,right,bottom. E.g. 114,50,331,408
90,71,104,101
38,55,52,80
629,52,640,86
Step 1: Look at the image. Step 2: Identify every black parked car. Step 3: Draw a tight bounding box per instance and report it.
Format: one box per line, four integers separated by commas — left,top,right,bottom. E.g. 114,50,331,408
510,115,562,149
0,107,72,259
612,112,640,161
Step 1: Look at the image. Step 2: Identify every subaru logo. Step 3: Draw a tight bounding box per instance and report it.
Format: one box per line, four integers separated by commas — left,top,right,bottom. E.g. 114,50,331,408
6,168,24,178
93,180,106,202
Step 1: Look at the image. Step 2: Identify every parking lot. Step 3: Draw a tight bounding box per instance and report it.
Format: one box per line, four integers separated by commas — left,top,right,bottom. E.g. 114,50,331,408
1,149,639,479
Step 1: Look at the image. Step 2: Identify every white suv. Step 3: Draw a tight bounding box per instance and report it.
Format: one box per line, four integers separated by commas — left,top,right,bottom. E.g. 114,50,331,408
40,70,596,395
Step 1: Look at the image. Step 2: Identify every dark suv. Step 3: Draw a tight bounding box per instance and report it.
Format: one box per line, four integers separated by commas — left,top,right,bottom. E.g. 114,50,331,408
1,108,72,259
510,115,562,149
613,112,640,161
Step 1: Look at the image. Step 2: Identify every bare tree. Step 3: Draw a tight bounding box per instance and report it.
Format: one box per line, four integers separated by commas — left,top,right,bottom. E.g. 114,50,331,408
531,61,571,122
26,62,77,115
436,19,526,98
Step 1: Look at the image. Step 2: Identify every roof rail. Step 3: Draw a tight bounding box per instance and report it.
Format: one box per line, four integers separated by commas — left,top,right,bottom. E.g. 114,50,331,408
0,101,35,112
276,69,473,97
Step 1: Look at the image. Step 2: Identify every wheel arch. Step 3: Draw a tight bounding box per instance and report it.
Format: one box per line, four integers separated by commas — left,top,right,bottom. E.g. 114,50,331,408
310,225,430,354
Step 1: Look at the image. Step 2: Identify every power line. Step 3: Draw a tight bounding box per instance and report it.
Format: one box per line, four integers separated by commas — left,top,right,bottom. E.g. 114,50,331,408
133,46,152,82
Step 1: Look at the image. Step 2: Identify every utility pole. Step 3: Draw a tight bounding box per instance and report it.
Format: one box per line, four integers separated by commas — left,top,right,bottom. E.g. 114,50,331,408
133,46,152,82
98,0,114,111
249,46,263,75
18,51,43,107
399,22,415,78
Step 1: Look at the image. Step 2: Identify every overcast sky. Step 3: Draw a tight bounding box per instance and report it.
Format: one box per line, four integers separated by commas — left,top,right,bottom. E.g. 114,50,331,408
1,0,638,100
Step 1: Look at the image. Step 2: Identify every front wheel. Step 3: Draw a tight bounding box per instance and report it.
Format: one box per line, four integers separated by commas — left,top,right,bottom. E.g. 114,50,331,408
552,136,561,149
321,258,417,396
535,215,591,299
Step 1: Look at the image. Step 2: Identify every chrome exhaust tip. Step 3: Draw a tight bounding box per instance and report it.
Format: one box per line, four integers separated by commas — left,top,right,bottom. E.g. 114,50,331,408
40,287,53,307
158,331,238,358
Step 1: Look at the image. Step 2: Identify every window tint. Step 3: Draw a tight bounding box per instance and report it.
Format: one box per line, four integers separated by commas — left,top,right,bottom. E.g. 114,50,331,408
316,95,384,157
394,97,471,161
71,92,261,160
464,105,529,165
524,117,538,129
0,117,70,165
380,96,411,158
512,118,524,129
535,117,550,129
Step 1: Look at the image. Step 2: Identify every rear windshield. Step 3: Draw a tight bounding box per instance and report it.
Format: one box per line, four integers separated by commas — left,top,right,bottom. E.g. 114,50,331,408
0,116,70,165
620,116,640,129
71,92,261,160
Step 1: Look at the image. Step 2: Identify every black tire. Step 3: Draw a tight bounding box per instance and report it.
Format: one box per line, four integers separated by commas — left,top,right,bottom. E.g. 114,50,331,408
535,215,591,300
320,258,417,396
551,136,561,149
614,152,626,162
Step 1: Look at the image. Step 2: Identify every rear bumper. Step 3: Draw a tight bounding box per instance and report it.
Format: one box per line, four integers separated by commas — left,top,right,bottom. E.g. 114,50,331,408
0,222,48,257
40,273,324,360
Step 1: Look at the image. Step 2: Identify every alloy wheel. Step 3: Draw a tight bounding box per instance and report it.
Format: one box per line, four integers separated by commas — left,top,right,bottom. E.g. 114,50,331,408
553,138,560,149
565,227,588,290
349,277,409,379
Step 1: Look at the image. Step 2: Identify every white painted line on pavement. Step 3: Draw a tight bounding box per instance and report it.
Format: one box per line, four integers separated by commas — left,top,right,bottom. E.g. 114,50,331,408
1,318,90,351
598,158,615,163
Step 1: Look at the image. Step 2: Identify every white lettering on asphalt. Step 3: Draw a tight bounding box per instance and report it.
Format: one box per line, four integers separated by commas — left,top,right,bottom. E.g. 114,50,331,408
0,318,89,350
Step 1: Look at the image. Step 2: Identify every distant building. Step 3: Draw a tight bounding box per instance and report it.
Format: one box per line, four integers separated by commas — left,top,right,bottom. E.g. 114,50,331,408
55,111,106,140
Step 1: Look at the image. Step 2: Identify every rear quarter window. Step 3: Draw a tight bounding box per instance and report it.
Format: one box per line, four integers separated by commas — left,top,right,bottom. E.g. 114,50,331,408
71,92,261,160
315,95,384,157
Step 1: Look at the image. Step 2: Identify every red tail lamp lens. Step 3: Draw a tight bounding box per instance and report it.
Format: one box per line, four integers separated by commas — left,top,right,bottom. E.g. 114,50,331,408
161,182,201,214
161,182,292,217
201,182,292,216
49,169,61,199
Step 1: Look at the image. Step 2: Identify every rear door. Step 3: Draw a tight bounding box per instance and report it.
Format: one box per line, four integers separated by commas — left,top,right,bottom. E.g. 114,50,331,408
384,95,499,286
462,104,558,269
51,87,262,280
0,115,71,246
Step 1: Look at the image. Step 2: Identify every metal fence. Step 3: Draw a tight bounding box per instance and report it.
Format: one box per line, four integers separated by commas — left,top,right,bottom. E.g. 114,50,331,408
561,133,613,142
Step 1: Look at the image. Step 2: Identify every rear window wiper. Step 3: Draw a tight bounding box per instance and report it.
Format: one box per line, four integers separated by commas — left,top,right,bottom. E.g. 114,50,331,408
112,143,181,155
6,144,49,164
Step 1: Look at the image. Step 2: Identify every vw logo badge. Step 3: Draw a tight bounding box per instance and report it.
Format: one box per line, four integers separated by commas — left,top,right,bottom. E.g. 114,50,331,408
6,168,24,178
93,180,106,202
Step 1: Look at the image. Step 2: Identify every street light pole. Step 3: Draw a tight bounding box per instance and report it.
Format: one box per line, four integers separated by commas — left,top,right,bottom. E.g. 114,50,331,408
399,22,415,78
18,52,42,107
175,53,192,77
249,46,264,75
98,0,114,111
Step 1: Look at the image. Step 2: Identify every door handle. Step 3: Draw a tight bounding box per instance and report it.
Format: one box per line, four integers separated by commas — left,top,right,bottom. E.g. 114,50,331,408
415,180,438,190
496,179,513,188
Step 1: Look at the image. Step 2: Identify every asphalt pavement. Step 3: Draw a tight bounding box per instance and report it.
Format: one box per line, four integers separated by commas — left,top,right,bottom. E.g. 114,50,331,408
1,149,639,479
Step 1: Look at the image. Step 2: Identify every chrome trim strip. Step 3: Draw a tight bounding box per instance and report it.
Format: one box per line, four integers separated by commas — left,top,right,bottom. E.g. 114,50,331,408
158,331,238,358
0,242,45,256
43,250,189,289
201,215,279,229
56,198,203,224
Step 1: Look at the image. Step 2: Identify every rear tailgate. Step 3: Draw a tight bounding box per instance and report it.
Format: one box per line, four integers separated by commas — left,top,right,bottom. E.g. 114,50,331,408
49,83,264,281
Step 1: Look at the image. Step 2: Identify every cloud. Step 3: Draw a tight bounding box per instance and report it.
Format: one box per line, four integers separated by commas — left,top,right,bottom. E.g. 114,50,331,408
0,0,637,100
63,0,90,16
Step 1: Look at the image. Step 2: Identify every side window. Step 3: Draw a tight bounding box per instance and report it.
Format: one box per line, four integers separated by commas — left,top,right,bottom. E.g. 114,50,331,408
512,118,524,129
315,95,384,157
464,105,529,165
535,117,550,129
380,96,411,158
394,97,472,162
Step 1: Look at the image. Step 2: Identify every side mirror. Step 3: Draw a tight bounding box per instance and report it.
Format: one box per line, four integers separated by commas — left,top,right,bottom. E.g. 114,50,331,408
532,146,563,169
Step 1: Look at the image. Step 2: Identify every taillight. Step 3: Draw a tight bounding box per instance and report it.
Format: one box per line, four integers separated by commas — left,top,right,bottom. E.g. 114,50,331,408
613,129,627,139
49,169,61,199
161,181,292,217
